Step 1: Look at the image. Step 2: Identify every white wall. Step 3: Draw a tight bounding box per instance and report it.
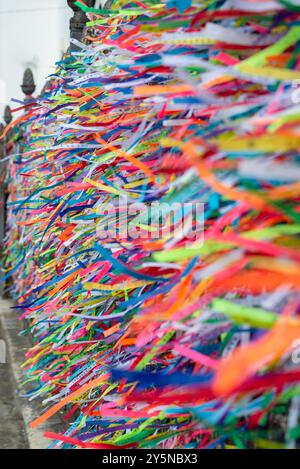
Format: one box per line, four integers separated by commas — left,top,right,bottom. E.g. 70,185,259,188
0,0,71,117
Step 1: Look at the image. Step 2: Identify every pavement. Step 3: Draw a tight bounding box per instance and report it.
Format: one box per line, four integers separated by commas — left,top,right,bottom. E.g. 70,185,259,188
0,298,64,449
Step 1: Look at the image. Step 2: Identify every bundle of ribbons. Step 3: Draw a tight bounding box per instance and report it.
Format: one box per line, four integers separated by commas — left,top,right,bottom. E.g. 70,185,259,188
3,0,300,449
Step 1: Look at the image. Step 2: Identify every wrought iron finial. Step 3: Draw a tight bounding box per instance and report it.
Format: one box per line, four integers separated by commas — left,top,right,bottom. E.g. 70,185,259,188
4,106,12,126
21,68,36,97
0,123,4,146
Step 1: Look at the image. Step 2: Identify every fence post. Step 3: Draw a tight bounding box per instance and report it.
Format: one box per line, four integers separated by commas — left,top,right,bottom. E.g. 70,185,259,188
21,68,36,108
68,0,97,50
0,121,5,252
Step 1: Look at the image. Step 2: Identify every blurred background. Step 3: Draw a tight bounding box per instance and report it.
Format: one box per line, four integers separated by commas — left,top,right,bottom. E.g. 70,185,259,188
0,0,72,115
